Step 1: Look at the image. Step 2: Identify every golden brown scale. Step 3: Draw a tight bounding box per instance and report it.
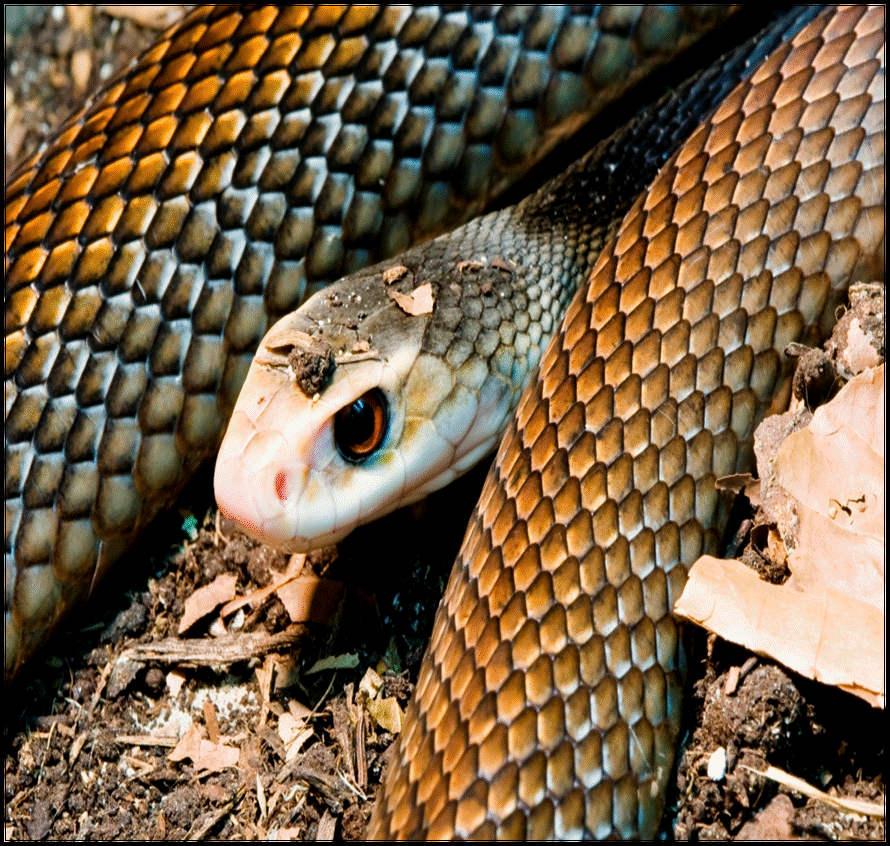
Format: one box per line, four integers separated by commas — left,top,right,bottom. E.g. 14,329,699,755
368,5,885,838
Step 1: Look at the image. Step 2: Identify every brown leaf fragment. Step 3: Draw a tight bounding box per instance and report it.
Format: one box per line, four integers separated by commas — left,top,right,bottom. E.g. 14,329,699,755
278,711,314,762
275,576,344,624
827,282,885,379
386,282,435,316
675,556,883,708
203,700,221,744
179,573,238,634
382,264,409,284
221,554,304,619
716,472,762,506
716,472,758,494
365,696,403,734
490,255,515,273
456,259,484,274
168,720,240,772
773,365,884,605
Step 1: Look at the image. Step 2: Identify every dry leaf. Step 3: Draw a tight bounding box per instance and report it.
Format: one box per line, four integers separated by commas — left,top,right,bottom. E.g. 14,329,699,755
676,556,883,707
275,576,344,624
166,669,186,696
179,573,238,633
168,720,240,771
358,667,384,700
366,696,403,734
221,554,304,619
678,366,885,706
278,712,314,762
774,365,884,606
387,283,434,315
490,256,515,273
382,264,409,284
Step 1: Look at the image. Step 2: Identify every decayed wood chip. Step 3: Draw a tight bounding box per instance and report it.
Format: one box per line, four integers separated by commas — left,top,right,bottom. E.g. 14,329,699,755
316,810,337,840
119,630,305,667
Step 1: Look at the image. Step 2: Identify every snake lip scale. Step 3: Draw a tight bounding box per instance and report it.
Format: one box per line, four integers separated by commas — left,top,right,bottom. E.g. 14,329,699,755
5,4,885,841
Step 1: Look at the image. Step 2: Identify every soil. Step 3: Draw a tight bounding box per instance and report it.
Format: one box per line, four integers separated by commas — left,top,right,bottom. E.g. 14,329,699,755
5,6,885,841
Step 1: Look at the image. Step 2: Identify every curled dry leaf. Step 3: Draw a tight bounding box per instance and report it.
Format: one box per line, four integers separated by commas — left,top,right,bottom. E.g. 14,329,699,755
276,576,345,624
179,573,238,634
677,366,885,708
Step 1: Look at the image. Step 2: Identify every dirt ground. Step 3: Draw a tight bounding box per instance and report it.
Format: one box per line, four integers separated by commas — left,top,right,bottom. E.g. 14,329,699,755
5,6,885,841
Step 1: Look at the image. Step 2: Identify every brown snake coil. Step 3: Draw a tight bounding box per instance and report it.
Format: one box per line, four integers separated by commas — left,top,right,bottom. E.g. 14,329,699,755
368,5,884,839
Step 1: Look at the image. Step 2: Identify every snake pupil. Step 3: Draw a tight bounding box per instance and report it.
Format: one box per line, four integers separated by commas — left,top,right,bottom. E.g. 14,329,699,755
334,388,389,462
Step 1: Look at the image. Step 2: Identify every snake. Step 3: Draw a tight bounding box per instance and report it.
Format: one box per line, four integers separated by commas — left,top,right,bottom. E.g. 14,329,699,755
6,4,751,685
214,3,885,839
4,3,884,840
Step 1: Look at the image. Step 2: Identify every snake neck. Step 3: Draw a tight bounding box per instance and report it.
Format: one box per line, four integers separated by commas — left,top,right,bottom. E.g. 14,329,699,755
418,4,829,414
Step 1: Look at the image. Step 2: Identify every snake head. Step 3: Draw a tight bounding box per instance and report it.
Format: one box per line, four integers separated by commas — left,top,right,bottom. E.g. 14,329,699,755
214,256,513,551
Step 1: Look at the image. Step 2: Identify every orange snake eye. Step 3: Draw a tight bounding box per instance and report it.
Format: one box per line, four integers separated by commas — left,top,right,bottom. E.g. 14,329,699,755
334,389,389,462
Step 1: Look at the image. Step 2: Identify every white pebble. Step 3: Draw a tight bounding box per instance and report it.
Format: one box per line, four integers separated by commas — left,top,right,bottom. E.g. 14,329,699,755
707,746,727,781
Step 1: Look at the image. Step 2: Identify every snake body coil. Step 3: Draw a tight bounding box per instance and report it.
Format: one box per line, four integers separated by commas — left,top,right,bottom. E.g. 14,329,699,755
4,4,884,841
368,5,885,838
5,5,736,683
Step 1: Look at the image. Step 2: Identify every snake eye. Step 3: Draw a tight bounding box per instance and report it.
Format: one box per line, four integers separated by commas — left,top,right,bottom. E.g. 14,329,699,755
334,388,389,462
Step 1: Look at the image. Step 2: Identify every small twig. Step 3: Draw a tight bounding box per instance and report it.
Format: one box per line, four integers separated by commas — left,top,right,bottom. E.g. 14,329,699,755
742,764,886,818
